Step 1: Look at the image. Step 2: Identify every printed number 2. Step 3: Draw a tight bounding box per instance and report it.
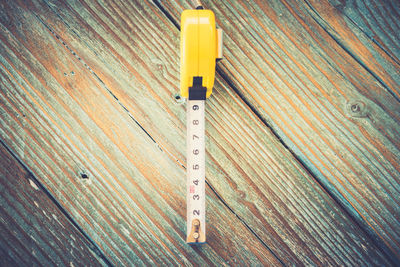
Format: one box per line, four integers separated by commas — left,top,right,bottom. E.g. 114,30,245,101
193,210,200,215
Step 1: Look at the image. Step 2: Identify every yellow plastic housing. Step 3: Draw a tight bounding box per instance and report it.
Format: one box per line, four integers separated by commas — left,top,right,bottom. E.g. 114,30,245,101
180,9,217,98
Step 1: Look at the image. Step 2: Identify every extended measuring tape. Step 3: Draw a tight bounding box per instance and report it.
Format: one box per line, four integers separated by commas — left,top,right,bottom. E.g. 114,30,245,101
180,6,223,243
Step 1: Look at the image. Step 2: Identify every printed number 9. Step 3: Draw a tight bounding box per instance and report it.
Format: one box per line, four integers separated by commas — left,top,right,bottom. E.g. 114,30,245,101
193,105,199,110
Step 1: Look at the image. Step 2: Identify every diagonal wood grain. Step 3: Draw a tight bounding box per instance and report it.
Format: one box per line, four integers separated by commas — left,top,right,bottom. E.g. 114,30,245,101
1,0,392,265
304,0,400,100
0,142,107,266
0,1,282,266
330,0,400,66
158,0,400,258
326,0,400,63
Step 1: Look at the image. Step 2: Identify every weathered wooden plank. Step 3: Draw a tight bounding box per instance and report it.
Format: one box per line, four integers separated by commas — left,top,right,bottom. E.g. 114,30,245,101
325,0,400,62
304,0,400,100
346,0,400,62
0,2,282,266
158,0,400,258
6,0,392,265
0,143,107,266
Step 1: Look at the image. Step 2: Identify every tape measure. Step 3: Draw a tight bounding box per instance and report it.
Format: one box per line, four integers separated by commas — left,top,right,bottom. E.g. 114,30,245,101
180,6,222,244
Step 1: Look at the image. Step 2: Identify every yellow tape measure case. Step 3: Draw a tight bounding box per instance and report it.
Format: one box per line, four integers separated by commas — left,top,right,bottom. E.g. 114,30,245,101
180,9,222,99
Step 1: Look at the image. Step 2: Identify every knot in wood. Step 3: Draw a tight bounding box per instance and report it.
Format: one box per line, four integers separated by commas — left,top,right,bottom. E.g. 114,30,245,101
347,100,368,118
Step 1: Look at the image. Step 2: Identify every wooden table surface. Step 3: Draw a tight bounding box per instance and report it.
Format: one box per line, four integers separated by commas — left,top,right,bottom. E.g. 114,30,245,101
1,0,399,265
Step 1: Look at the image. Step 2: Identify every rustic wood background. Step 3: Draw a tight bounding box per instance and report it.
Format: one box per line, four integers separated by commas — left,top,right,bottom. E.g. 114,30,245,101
1,0,399,265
